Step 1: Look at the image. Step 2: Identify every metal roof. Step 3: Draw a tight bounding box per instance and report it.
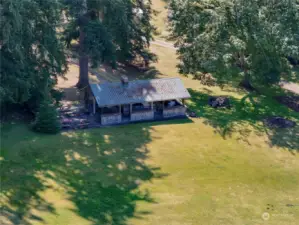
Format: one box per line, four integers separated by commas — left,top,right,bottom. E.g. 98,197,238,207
90,77,191,107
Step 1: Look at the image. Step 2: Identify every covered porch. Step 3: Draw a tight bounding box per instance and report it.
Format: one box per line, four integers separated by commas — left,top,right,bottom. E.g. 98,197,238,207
89,77,191,126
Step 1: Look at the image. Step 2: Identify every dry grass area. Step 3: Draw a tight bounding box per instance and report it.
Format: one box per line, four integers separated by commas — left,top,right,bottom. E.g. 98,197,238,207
152,0,170,40
56,64,83,102
58,44,240,101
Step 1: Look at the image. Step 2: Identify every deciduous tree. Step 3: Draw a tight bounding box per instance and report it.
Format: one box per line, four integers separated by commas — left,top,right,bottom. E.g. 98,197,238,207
169,0,299,89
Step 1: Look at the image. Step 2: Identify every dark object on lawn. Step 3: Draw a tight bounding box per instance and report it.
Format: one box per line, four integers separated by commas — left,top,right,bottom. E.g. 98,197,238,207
188,111,197,118
264,116,296,129
61,118,89,129
208,96,231,108
275,96,299,112
61,118,72,129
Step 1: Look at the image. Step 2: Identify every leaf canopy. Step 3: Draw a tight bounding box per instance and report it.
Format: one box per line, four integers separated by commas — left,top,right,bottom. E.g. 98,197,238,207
169,0,299,86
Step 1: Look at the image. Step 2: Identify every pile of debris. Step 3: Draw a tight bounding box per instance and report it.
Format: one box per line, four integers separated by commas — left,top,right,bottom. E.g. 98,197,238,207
275,96,299,112
264,116,296,129
186,109,198,118
208,96,231,108
59,103,90,129
193,73,216,86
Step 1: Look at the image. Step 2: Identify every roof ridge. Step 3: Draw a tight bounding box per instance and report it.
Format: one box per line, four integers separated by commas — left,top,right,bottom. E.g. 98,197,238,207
91,77,182,87
148,77,181,82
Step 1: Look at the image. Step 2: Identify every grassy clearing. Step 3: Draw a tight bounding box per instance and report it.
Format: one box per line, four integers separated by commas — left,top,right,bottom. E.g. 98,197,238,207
1,107,299,225
1,73,299,225
2,31,299,225
1,1,299,224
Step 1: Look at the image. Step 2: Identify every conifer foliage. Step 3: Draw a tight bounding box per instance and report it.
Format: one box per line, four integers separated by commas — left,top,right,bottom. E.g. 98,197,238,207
1,0,67,111
63,0,156,88
32,99,61,134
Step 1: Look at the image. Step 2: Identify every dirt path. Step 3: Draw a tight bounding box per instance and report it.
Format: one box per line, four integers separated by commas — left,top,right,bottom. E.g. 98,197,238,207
151,40,177,50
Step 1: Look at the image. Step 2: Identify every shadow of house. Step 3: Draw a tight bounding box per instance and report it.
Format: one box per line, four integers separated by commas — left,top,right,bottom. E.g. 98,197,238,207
187,89,299,151
0,124,167,225
117,64,162,80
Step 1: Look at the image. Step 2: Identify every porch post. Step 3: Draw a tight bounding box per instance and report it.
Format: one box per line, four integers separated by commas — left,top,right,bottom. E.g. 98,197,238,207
93,97,96,114
151,102,154,110
129,104,132,121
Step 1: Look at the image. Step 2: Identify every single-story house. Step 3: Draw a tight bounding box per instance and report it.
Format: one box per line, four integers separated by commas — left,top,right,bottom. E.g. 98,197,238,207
89,76,191,125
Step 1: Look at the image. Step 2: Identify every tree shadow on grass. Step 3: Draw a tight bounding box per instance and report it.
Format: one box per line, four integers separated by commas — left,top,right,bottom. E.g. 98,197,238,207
116,64,162,80
1,123,166,225
187,89,299,152
72,61,162,84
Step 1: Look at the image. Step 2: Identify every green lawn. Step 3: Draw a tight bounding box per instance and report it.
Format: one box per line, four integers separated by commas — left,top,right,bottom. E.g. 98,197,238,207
1,88,299,225
1,1,299,223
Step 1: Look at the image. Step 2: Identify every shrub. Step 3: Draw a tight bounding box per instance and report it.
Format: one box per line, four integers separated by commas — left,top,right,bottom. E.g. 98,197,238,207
32,100,61,134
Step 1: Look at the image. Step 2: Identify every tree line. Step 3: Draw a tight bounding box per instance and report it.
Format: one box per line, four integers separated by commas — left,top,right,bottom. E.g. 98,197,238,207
168,0,299,89
1,0,155,116
1,0,299,132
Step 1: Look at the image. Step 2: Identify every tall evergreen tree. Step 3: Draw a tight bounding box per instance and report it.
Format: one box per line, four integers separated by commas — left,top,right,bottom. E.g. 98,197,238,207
63,0,156,88
1,0,67,111
169,0,299,88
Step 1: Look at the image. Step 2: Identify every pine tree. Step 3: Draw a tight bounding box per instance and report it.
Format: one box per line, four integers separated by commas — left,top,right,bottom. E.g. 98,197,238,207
1,0,67,111
32,99,61,134
63,0,156,88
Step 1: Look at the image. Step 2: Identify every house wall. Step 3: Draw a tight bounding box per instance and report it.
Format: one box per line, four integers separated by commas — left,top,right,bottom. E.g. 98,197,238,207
131,110,154,122
101,113,122,125
163,106,186,118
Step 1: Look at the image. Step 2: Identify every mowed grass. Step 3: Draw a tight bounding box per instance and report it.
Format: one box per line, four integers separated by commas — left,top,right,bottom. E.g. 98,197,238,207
1,94,299,225
2,1,299,223
2,30,299,225
2,32,299,225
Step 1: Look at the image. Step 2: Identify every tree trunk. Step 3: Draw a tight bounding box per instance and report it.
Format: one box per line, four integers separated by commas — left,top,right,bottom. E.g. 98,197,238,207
76,0,89,89
238,52,255,91
239,73,254,91
76,42,89,89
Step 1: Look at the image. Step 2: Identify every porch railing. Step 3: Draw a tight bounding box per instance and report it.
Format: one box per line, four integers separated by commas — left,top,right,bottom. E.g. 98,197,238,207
163,105,186,118
101,113,122,125
131,109,154,122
